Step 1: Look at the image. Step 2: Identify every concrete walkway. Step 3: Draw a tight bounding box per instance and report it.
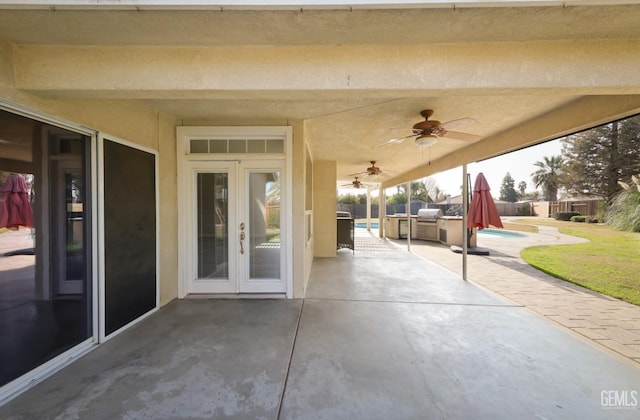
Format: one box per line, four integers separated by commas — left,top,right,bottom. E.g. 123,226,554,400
2,227,640,418
393,220,640,369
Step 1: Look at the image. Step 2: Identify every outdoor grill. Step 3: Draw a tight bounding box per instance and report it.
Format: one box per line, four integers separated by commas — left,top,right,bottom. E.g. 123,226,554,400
416,208,442,222
416,208,442,241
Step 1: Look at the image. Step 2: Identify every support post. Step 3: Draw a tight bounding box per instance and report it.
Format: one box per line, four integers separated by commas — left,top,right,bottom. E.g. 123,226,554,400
366,189,372,232
462,164,468,281
406,181,411,252
378,185,385,238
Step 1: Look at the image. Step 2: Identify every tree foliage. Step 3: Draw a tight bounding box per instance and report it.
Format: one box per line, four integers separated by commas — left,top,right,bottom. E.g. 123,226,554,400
606,175,640,232
531,155,563,202
561,116,640,202
411,182,429,203
517,181,527,196
386,178,444,204
337,193,358,205
387,191,407,205
499,172,518,202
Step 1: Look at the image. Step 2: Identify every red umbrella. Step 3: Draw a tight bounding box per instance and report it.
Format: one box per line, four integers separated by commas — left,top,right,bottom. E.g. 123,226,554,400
0,173,34,230
467,172,503,229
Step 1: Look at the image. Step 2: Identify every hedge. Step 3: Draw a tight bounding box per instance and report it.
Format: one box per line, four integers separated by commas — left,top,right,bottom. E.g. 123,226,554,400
555,212,581,221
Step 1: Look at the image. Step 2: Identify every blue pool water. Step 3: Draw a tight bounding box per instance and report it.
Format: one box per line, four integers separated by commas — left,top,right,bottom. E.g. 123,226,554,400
352,223,525,238
477,229,527,238
355,222,379,229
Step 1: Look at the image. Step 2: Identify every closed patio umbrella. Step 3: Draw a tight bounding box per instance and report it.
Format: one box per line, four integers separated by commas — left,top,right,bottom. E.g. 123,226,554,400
451,172,503,258
0,173,34,230
467,172,503,230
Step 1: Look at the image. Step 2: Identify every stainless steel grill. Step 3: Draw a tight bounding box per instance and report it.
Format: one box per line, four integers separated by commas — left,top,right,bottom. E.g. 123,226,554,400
416,209,442,241
416,208,442,222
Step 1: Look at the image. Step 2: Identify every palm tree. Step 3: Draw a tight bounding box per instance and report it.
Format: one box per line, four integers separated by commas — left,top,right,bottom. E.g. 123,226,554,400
518,181,527,196
531,155,563,202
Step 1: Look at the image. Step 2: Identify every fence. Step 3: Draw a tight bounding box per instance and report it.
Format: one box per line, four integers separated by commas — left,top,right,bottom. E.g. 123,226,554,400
495,202,533,217
547,199,604,218
337,201,532,219
336,202,427,219
338,199,605,219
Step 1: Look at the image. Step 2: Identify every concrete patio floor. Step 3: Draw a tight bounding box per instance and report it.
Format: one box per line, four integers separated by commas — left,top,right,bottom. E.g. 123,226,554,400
396,219,640,369
2,236,640,419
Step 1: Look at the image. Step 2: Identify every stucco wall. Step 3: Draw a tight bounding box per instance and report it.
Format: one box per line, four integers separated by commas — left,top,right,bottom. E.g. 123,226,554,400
532,201,551,218
0,69,180,306
157,112,179,305
313,160,337,257
291,121,308,298
0,40,14,91
303,143,314,295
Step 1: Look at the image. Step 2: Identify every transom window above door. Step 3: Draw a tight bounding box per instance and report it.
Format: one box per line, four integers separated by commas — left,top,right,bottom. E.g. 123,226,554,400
189,138,284,154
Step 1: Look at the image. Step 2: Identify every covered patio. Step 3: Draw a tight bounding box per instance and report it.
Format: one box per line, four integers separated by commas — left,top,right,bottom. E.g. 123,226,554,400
3,244,639,419
2,0,640,409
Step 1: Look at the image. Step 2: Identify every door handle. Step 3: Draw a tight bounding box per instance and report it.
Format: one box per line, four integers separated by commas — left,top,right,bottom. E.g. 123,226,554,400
240,223,245,254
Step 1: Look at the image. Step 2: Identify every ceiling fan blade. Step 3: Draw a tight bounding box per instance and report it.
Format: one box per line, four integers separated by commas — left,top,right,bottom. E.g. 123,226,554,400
441,130,481,142
348,170,369,177
441,117,476,129
362,174,383,181
363,171,394,181
380,132,419,146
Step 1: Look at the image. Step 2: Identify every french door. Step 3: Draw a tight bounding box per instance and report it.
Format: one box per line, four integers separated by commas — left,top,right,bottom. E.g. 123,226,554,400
185,159,286,294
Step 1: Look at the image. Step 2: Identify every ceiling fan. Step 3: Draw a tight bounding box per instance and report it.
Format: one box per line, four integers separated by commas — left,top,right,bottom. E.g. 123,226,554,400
349,161,393,179
341,177,363,189
384,109,480,147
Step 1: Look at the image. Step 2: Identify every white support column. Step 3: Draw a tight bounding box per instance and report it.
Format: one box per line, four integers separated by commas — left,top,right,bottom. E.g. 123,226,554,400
462,164,468,281
406,181,411,252
366,188,372,232
379,185,385,238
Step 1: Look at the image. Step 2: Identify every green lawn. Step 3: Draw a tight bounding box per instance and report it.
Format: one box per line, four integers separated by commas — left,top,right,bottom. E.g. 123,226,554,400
517,219,640,306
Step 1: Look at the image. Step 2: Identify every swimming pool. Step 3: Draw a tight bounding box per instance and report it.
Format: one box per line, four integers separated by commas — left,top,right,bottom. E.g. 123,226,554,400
477,229,527,238
355,222,380,229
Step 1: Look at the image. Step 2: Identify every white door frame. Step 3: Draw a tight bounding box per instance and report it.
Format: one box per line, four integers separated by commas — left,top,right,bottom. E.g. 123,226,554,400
177,126,293,298
97,133,160,342
0,100,99,405
183,160,239,294
237,159,287,293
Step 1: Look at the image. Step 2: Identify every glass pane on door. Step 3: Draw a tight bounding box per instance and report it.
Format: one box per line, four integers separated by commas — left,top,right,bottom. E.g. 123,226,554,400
64,168,84,281
197,172,228,279
248,171,281,280
0,113,92,387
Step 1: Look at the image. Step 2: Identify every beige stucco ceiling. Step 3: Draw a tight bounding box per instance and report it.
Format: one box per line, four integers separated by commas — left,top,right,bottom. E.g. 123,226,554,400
1,4,640,187
1,6,640,46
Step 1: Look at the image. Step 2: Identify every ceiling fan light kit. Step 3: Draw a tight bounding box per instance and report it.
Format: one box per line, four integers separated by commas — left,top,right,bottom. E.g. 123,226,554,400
415,134,438,147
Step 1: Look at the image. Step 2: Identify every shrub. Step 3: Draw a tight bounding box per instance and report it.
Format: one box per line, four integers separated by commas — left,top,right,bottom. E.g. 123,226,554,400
516,204,532,216
606,175,640,232
570,215,590,223
555,211,580,221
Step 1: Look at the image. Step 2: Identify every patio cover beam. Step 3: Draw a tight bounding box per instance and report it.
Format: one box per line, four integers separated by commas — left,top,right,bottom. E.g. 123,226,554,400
13,40,640,96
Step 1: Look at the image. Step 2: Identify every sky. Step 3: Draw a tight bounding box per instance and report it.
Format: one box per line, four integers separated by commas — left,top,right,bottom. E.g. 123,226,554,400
427,138,563,199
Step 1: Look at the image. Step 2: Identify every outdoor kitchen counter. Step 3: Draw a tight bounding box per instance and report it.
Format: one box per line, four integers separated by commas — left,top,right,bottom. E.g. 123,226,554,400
384,215,476,247
437,216,477,247
385,215,417,239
